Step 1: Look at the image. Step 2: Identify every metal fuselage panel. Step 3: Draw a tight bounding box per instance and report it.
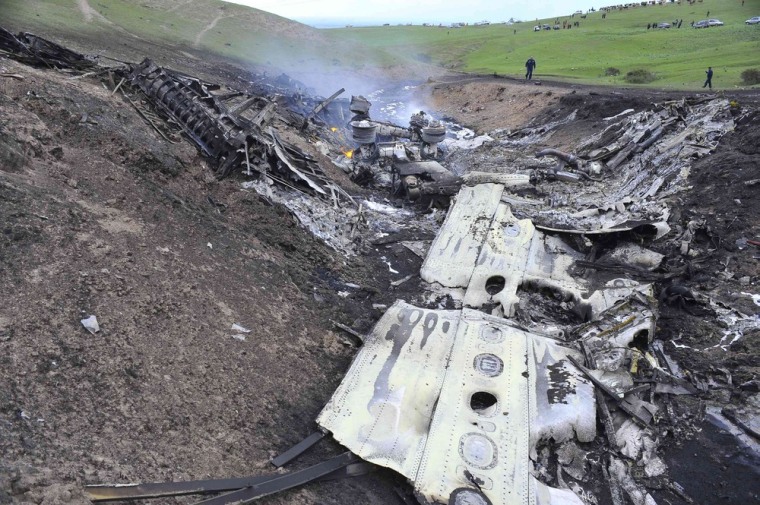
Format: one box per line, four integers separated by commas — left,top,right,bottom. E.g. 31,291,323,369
318,305,593,505
317,301,462,479
420,184,505,288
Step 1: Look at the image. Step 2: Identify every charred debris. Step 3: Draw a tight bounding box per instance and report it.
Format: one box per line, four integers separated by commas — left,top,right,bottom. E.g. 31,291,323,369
0,27,466,207
2,29,758,505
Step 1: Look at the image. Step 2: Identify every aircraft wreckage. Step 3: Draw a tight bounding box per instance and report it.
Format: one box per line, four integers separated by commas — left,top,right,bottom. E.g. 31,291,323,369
2,28,758,505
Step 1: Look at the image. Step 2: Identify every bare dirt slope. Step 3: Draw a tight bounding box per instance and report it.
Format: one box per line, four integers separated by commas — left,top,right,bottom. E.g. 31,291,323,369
0,57,410,504
1,36,759,505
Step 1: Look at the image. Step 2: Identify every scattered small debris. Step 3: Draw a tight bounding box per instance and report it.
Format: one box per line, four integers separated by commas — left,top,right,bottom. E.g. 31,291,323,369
3,27,757,505
80,315,100,334
390,273,414,287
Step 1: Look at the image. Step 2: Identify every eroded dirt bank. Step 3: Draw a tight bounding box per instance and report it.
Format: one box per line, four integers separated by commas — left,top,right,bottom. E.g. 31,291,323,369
0,57,411,504
1,36,759,505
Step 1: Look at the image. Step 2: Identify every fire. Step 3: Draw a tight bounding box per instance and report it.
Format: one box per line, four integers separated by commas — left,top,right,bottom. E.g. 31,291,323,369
344,150,353,159
330,127,338,132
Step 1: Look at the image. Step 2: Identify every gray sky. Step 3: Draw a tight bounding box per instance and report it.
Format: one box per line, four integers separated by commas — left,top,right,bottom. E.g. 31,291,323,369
223,0,604,27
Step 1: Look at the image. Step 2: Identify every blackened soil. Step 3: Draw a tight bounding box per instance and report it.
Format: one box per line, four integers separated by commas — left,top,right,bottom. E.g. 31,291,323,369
656,421,760,505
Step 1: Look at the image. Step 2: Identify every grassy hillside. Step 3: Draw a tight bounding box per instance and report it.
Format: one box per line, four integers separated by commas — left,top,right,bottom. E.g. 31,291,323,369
327,0,760,89
1,0,757,90
0,0,414,93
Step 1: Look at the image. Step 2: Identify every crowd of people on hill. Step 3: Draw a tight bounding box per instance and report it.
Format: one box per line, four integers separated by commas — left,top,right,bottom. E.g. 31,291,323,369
647,19,683,29
519,1,742,90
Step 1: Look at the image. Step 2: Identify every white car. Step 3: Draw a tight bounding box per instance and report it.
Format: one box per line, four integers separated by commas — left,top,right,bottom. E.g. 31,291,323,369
746,16,760,25
707,19,724,26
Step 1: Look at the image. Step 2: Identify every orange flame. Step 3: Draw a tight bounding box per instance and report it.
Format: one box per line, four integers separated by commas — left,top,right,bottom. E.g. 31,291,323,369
344,150,353,159
330,127,338,132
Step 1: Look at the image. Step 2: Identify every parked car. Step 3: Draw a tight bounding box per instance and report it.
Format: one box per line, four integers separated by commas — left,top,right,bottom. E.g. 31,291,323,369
693,20,709,28
707,19,724,26
657,22,671,28
746,16,760,25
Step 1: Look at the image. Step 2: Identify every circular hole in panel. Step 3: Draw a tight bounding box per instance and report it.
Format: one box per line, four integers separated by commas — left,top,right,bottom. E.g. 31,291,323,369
470,392,498,417
629,329,650,352
474,354,504,377
504,223,520,237
458,433,498,469
485,276,505,295
480,326,504,344
449,488,493,505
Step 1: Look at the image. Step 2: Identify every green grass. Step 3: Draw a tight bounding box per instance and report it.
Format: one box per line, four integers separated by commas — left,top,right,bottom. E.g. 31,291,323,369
0,0,401,73
328,0,760,89
1,0,758,89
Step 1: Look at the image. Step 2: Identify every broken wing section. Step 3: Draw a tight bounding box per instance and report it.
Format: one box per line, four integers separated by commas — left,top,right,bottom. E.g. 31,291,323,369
420,183,504,288
425,185,657,322
462,203,585,318
317,301,461,478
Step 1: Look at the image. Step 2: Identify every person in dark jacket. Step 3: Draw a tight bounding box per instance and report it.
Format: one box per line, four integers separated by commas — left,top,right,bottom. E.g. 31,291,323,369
525,57,536,80
703,66,713,89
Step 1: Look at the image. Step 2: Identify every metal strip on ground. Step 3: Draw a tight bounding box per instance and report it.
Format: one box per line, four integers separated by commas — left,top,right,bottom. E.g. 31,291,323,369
270,431,326,468
191,452,358,505
86,474,275,502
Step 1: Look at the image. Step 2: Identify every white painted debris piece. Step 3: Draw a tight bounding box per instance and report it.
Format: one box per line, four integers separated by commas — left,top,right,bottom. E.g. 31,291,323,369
421,183,504,288
317,301,595,505
230,323,251,341
422,184,656,321
80,315,100,334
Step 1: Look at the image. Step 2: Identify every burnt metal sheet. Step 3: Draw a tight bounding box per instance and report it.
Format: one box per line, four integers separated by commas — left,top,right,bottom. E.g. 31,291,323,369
317,301,462,478
423,185,654,320
578,293,657,373
318,305,591,505
462,202,586,318
0,28,96,70
528,333,596,449
420,184,504,288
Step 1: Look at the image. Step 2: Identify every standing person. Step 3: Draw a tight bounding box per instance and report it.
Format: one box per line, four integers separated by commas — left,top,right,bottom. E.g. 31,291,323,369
525,56,536,80
703,66,713,89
